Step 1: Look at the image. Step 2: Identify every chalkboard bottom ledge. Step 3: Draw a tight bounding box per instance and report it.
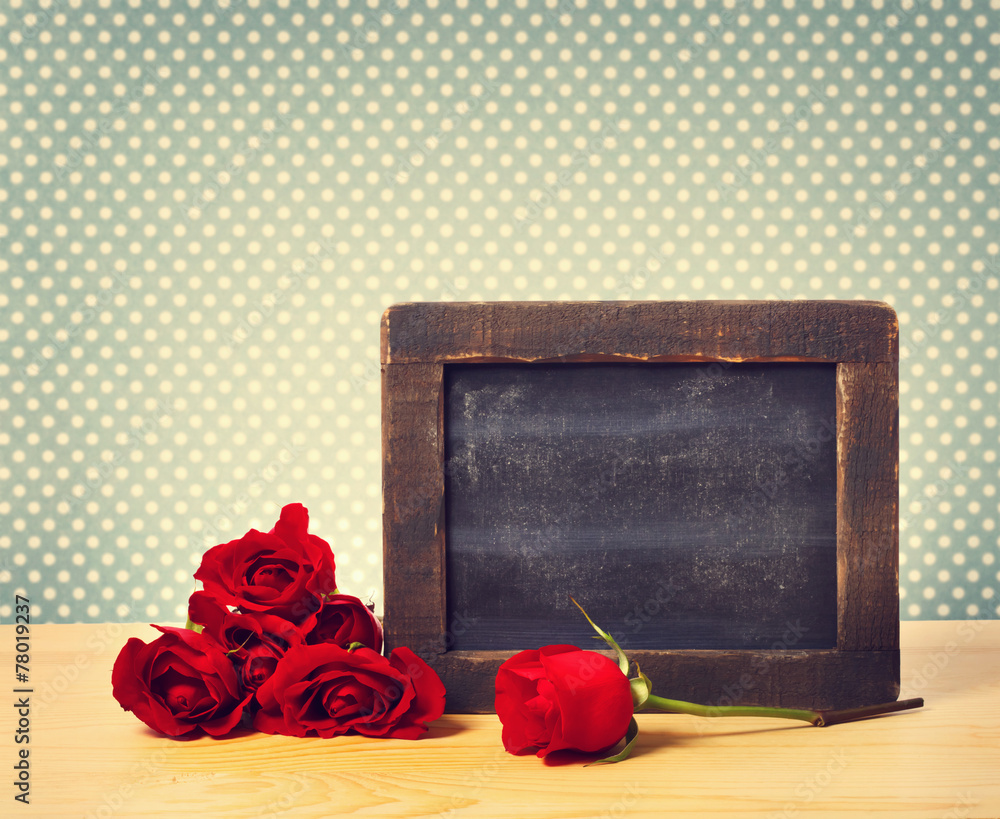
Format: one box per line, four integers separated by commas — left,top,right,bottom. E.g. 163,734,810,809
426,648,900,714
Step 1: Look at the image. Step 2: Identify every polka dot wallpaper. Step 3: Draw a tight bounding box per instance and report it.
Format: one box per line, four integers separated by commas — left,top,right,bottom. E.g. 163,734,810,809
0,0,997,624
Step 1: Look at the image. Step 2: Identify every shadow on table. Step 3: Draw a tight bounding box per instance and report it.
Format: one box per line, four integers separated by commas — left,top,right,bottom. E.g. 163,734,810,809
540,719,862,766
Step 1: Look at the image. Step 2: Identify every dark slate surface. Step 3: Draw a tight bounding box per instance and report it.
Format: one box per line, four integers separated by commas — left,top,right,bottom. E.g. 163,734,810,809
444,362,838,650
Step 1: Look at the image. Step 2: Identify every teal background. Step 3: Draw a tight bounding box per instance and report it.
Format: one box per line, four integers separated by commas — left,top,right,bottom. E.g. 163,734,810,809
0,0,997,623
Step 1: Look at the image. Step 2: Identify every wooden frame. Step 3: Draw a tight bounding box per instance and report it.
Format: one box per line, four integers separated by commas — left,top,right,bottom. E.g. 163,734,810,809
381,301,899,713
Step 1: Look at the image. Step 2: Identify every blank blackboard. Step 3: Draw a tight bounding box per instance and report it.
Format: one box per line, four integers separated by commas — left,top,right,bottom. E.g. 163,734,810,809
382,300,900,711
444,362,838,651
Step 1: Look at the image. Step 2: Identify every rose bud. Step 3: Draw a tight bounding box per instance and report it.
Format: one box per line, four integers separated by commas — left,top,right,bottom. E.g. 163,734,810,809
253,644,446,740
193,502,337,622
241,642,283,692
112,626,251,737
187,591,304,694
493,600,926,765
494,645,633,757
301,593,383,652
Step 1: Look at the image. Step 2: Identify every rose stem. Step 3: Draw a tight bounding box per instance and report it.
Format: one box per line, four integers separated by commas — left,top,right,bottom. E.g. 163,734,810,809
639,695,924,726
815,698,925,726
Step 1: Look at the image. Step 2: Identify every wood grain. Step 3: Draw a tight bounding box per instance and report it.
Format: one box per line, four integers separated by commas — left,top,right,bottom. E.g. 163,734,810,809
437,648,899,714
381,362,447,653
836,361,900,652
381,300,899,364
7,621,997,819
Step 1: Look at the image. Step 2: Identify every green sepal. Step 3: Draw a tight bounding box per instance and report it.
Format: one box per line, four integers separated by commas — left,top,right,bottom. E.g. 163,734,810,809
347,641,366,652
630,665,652,711
587,717,640,766
226,632,255,657
184,582,203,632
570,597,629,676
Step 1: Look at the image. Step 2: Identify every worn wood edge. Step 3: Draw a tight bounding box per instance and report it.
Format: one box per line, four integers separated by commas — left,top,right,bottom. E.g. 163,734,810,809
836,361,900,652
433,649,900,713
380,300,899,364
381,362,448,652
388,354,842,364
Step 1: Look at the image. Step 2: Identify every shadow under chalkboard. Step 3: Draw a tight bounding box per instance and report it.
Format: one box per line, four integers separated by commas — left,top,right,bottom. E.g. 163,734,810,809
444,362,838,651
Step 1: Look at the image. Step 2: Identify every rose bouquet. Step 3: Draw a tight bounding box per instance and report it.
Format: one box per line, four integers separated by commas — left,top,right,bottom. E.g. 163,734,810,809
112,503,445,739
496,600,923,764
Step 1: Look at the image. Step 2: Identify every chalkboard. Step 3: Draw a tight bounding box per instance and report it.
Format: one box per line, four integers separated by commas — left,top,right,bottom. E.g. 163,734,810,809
381,301,900,712
444,362,837,651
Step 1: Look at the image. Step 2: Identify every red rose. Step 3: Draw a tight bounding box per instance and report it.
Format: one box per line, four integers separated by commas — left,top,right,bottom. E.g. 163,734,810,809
193,503,337,621
253,644,446,739
111,626,251,737
187,591,304,693
494,645,633,757
301,593,383,652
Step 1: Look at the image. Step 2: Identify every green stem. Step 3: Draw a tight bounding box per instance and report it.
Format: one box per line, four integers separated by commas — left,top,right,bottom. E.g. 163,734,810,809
641,694,823,724
639,695,925,727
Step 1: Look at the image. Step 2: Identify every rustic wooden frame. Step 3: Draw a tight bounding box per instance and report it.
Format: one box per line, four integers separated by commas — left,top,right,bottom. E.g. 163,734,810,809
381,301,899,713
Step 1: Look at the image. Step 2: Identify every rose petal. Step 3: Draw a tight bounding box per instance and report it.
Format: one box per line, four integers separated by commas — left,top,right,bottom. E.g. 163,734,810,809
538,649,633,757
113,629,250,738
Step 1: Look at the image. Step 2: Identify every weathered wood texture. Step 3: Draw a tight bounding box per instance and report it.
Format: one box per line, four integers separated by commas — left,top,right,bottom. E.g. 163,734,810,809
381,362,447,652
382,300,898,364
435,649,900,713
381,301,900,713
837,361,900,651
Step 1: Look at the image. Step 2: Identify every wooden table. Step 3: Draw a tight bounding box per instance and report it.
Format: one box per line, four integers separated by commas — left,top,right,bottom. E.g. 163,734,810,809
5,620,998,818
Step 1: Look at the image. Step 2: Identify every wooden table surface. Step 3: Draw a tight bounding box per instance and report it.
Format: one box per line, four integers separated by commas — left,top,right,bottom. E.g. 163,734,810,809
3,620,998,818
